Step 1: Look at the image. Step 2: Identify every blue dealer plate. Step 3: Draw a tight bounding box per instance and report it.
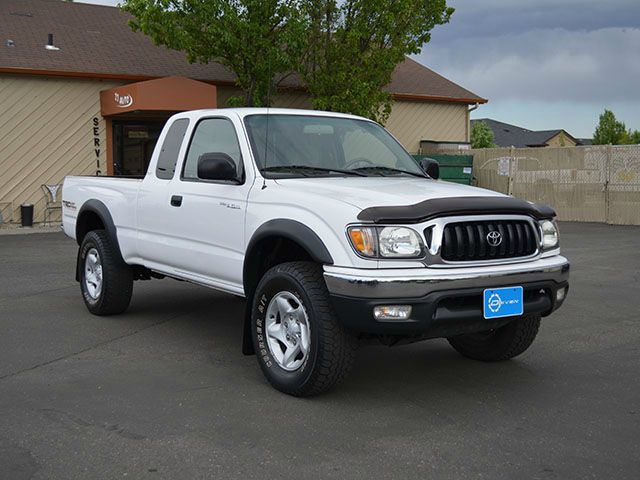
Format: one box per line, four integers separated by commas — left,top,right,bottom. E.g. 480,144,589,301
483,286,524,319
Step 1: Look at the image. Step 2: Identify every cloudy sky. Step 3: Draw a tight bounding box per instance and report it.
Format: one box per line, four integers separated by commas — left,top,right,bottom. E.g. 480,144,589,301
80,0,639,138
414,0,640,138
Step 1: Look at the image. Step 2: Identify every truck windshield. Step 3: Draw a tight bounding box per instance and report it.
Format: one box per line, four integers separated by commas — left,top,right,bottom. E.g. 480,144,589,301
244,114,425,179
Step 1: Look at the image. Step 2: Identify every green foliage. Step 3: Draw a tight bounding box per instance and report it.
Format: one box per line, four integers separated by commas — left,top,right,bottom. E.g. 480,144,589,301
299,0,453,123
622,129,640,145
470,121,495,149
122,0,453,118
121,0,305,107
592,109,628,145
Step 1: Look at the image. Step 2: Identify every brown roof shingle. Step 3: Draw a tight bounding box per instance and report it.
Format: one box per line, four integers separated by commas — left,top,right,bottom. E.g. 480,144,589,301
0,0,486,104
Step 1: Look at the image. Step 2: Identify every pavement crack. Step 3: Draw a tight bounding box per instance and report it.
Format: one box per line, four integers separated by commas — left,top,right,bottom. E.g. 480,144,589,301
0,284,76,307
0,313,185,382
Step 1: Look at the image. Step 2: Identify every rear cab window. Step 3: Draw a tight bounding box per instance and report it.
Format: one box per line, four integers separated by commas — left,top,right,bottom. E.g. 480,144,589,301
155,119,190,180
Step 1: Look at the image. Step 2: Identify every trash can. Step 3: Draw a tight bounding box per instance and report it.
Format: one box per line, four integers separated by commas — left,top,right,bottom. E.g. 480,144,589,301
413,155,474,185
21,203,34,227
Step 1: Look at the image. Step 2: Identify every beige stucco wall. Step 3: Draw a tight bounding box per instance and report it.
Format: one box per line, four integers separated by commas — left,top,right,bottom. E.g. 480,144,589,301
0,75,123,224
385,100,469,153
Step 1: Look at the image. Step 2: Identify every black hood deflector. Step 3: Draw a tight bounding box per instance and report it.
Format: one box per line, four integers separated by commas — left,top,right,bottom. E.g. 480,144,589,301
357,196,556,224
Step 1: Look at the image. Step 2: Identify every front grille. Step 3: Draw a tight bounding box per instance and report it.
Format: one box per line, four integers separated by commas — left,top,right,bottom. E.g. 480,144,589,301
438,220,538,262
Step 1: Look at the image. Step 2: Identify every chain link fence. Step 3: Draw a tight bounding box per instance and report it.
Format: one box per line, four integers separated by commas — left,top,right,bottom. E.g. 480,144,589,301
465,145,640,225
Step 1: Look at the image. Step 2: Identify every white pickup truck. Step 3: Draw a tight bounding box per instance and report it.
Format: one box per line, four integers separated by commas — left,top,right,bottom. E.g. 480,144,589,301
62,108,569,396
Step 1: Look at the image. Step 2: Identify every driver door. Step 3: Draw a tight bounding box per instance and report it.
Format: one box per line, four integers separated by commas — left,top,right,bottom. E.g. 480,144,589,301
163,115,251,293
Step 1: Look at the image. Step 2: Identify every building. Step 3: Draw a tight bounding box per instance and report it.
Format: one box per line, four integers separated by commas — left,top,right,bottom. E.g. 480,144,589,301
0,0,486,224
472,118,583,148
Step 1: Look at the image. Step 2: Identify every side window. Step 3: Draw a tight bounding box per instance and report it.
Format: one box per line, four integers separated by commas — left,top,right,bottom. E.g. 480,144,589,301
182,118,242,181
156,119,189,180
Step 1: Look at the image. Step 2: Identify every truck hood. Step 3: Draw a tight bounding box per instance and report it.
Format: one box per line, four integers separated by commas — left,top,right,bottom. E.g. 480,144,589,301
273,177,504,210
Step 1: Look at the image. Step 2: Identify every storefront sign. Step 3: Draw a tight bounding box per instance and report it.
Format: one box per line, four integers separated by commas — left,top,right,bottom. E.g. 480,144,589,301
92,117,101,176
114,92,133,108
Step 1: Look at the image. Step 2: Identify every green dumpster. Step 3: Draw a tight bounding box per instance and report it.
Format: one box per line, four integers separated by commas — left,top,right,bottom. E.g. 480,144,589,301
413,154,474,185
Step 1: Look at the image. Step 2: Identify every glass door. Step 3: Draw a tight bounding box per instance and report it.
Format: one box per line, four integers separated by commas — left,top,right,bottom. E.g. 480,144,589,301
112,121,165,176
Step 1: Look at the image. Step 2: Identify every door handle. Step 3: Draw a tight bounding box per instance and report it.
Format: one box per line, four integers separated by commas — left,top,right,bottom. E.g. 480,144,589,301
170,195,183,207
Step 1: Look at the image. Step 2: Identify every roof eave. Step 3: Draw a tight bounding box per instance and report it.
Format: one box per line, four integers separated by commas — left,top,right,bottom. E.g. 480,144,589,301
392,92,488,105
0,67,489,104
0,66,236,86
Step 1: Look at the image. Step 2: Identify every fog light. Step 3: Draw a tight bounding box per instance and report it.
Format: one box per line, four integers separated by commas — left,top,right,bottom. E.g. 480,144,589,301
556,287,567,302
373,305,412,321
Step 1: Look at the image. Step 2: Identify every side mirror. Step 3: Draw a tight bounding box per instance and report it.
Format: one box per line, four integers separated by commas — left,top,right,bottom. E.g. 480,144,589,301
197,152,238,182
420,158,440,179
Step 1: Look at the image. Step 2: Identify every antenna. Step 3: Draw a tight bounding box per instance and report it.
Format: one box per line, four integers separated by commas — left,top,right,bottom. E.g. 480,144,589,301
261,56,272,190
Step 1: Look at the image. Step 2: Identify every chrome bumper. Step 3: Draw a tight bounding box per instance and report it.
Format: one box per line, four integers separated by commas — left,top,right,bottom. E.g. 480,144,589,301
324,255,570,299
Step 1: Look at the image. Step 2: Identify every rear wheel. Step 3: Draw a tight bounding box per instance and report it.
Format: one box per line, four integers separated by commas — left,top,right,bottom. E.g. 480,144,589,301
79,230,133,315
251,261,357,396
447,314,541,361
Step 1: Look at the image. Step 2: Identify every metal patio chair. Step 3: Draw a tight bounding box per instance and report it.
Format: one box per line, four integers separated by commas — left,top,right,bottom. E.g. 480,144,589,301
42,184,62,226
0,201,12,226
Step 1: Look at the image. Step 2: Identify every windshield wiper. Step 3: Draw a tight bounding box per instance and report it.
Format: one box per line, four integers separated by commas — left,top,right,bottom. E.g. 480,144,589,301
261,165,367,177
353,166,427,178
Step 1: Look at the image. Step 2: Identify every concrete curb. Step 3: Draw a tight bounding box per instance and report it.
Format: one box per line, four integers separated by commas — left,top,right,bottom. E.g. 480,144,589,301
0,225,62,236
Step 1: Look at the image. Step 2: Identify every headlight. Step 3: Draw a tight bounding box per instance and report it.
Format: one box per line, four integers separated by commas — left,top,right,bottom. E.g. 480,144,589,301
539,219,559,249
379,227,424,257
348,226,424,259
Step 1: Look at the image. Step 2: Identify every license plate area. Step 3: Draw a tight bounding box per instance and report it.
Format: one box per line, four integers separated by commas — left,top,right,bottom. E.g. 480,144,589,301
483,286,524,319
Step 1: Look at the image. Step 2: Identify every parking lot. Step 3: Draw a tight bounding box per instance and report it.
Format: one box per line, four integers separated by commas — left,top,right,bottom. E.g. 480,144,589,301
0,222,639,479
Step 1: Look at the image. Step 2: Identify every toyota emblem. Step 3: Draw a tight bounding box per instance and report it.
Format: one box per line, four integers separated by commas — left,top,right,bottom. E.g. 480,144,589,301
486,230,502,247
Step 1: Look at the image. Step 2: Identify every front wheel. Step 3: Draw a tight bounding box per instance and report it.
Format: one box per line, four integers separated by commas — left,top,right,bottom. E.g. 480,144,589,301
447,314,541,361
251,262,357,396
79,230,133,315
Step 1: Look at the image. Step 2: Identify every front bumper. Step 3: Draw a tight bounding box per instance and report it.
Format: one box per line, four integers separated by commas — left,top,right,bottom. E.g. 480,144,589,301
324,255,570,337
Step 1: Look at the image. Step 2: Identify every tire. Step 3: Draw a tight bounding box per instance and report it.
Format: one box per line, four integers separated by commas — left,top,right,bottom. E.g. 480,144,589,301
447,314,541,362
79,230,133,315
251,261,357,396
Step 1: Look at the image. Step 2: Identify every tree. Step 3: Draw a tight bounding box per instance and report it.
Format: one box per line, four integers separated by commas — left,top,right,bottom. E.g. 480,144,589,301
121,0,305,107
299,0,453,123
470,121,495,149
122,0,453,117
592,109,627,145
623,129,640,145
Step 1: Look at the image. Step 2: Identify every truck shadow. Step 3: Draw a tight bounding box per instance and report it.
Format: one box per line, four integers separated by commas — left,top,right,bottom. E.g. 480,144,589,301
122,282,543,404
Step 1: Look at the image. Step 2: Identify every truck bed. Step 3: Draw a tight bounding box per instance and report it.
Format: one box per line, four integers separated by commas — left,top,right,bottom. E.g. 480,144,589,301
62,175,142,258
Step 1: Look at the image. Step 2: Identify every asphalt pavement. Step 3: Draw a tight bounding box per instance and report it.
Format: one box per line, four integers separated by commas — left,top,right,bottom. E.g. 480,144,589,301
0,223,638,479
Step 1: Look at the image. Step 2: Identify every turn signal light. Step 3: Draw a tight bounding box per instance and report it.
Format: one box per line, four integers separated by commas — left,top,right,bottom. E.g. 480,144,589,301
348,227,377,257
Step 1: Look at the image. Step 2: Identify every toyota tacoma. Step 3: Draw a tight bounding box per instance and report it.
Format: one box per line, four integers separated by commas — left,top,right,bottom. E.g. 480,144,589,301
62,108,570,396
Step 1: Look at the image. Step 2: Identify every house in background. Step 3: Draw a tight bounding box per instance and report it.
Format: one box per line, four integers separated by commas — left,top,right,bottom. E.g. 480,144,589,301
472,118,585,148
0,0,486,225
